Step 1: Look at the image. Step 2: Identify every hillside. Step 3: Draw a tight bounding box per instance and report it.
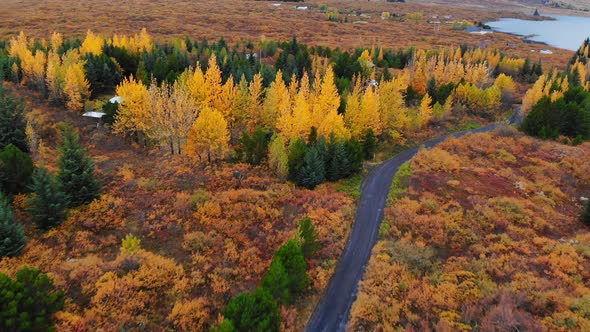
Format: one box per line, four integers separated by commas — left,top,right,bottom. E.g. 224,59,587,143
350,128,590,330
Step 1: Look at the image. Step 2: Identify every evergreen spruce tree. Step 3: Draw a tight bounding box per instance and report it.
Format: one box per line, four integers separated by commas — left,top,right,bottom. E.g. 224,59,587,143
362,129,377,160
297,146,325,189
0,144,33,195
345,139,363,175
0,87,28,153
0,193,27,258
0,267,64,332
27,167,69,230
287,138,308,181
298,217,319,259
222,287,280,332
57,124,101,207
274,239,309,294
261,258,291,304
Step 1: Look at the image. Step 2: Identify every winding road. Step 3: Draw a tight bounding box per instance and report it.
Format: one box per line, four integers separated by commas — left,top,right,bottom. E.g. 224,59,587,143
306,111,522,332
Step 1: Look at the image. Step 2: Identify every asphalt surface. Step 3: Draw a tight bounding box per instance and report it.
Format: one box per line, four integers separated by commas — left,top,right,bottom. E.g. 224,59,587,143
306,112,522,332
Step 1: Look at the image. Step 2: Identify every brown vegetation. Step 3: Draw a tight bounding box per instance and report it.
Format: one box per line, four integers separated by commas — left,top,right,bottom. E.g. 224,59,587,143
350,128,590,331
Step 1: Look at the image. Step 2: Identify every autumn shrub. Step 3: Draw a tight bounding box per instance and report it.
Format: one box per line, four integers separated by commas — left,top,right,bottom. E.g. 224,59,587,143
168,298,210,331
387,161,412,205
411,146,460,172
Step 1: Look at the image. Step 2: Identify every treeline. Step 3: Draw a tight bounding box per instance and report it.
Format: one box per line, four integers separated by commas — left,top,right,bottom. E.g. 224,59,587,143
2,30,527,189
521,39,590,143
0,87,101,260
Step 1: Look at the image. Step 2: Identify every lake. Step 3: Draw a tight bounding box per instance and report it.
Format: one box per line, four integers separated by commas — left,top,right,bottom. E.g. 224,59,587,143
486,15,590,51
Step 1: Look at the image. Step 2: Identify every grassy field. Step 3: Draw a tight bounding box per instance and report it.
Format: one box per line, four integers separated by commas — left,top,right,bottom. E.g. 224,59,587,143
0,0,574,69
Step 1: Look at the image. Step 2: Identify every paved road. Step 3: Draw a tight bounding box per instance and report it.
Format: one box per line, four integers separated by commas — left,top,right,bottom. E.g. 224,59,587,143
306,113,522,332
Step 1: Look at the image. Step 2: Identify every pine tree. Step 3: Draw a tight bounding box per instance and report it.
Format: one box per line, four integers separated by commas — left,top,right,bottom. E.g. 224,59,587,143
222,287,280,332
274,239,309,294
57,124,101,207
0,86,28,153
0,193,27,258
261,258,291,304
297,146,325,189
27,167,69,230
583,201,590,226
0,267,64,332
362,129,377,161
288,138,308,181
298,217,319,259
0,144,33,195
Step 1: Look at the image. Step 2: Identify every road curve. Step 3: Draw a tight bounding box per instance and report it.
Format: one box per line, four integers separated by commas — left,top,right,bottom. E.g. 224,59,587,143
306,113,521,332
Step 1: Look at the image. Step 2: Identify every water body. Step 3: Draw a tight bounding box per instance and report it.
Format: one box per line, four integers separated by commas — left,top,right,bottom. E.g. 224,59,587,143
486,15,590,51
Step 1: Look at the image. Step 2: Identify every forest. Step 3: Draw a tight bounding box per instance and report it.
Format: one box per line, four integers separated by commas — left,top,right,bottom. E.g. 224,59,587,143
0,26,588,331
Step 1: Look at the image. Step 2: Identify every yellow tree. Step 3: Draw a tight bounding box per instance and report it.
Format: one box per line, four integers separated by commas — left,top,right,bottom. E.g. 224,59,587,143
149,81,198,154
63,61,90,112
344,82,363,138
418,93,433,127
186,107,230,163
268,134,289,181
50,32,63,51
230,75,251,140
360,87,382,136
80,30,104,56
46,50,65,102
314,68,349,139
379,74,409,139
247,73,264,132
261,71,289,130
113,76,151,143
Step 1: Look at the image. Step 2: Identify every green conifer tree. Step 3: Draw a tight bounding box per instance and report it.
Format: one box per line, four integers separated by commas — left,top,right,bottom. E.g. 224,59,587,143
27,167,69,230
0,87,28,153
0,193,27,258
0,144,33,195
0,267,64,331
57,124,101,207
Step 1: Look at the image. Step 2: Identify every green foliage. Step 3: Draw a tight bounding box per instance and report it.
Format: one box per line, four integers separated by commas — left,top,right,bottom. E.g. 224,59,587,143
237,128,270,165
0,144,33,195
362,129,377,160
337,173,364,201
387,161,412,205
212,319,236,332
222,287,280,332
0,86,28,153
297,217,319,259
0,193,26,258
27,167,68,230
326,134,351,181
84,53,123,97
287,138,308,181
274,239,309,294
261,258,291,304
0,267,64,332
121,233,141,254
521,87,590,141
297,145,326,189
101,101,119,125
57,123,101,207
